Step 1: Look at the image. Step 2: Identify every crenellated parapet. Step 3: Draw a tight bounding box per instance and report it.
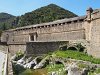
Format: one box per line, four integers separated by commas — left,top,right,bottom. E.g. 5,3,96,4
14,16,85,32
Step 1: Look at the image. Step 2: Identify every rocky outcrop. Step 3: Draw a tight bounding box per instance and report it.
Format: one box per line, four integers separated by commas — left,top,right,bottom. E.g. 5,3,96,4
67,63,81,75
23,56,42,69
11,54,100,75
66,63,88,75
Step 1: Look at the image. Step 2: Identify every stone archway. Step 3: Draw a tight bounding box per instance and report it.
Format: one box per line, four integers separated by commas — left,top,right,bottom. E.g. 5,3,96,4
67,46,78,51
67,43,85,52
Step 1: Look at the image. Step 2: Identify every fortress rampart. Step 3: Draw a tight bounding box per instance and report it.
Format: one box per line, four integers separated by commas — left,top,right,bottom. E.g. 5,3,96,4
1,16,85,44
1,8,100,58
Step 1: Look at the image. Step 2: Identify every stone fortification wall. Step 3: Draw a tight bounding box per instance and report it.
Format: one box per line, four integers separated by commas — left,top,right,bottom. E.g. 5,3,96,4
1,16,85,44
37,21,85,41
1,31,9,42
2,8,100,58
0,45,8,53
8,45,26,56
0,42,8,53
87,9,100,58
26,41,68,56
89,19,100,58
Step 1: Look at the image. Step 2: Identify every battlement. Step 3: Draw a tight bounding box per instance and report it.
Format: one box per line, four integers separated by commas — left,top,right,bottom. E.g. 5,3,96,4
6,16,86,32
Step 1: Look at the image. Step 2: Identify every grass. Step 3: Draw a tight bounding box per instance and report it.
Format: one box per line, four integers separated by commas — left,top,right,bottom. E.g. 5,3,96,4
95,68,100,74
46,64,66,75
46,64,64,72
78,63,89,69
20,69,48,75
53,50,100,64
19,69,33,75
88,72,94,75
13,67,48,75
88,68,100,75
32,69,48,75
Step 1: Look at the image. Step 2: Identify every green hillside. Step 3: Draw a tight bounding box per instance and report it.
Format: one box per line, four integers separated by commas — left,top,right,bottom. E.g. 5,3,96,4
0,13,16,30
0,4,78,30
17,4,78,27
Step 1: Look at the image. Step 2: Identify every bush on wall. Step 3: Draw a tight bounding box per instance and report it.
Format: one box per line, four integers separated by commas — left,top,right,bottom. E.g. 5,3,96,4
14,50,24,61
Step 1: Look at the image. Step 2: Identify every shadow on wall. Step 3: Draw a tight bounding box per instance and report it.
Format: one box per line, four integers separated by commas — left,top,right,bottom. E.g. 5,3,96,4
26,41,69,56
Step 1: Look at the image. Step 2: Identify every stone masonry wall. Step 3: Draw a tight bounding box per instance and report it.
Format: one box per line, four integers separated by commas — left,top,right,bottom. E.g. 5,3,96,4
88,18,100,58
85,9,100,58
4,18,85,44
8,45,26,56
37,22,85,41
26,41,68,56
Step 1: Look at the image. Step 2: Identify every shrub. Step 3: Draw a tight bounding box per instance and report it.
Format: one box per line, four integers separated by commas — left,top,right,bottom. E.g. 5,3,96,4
14,50,24,61
12,63,26,75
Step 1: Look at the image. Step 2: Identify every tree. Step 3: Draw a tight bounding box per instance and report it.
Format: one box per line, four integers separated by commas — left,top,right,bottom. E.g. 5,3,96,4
2,23,7,30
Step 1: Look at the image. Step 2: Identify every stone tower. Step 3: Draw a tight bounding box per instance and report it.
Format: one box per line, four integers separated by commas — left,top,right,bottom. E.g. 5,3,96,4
85,7,100,58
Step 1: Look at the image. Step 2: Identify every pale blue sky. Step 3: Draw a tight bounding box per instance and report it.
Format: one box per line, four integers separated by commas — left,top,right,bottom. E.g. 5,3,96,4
0,0,100,16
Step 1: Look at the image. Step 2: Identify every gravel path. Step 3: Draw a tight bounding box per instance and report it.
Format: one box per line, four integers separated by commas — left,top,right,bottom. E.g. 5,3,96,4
0,51,7,75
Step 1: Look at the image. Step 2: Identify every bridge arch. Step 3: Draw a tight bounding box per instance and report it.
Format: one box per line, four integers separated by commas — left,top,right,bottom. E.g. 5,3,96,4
67,46,78,51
